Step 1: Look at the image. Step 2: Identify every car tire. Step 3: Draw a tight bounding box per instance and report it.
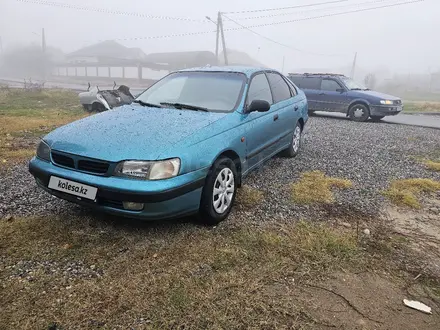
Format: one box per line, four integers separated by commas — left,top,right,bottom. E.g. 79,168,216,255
370,116,385,122
348,103,370,122
282,121,302,158
198,157,238,226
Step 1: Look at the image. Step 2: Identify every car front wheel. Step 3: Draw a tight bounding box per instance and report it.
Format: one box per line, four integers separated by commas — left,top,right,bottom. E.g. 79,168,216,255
199,157,238,225
348,104,370,122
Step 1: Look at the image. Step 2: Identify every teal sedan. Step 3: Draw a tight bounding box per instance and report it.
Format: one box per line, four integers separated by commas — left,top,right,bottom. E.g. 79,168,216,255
29,66,308,225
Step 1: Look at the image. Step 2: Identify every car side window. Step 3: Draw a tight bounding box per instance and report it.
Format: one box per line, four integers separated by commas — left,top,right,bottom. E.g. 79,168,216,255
300,77,321,90
247,73,273,106
267,72,292,103
321,79,342,92
285,77,298,96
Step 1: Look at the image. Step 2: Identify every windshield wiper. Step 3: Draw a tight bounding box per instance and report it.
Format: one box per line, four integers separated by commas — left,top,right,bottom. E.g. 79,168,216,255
160,102,209,112
132,100,162,108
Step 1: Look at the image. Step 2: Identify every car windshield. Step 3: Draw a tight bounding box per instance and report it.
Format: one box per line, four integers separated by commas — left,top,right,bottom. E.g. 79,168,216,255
136,71,246,112
340,77,368,90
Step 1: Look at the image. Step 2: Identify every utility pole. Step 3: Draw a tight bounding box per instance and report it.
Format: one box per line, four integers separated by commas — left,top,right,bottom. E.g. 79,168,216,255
41,28,46,53
218,12,228,65
42,28,47,80
215,14,220,64
350,52,357,79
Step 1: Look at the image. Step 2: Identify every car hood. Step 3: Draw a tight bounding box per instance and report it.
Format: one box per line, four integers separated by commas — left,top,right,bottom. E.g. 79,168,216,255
351,90,400,100
45,104,227,161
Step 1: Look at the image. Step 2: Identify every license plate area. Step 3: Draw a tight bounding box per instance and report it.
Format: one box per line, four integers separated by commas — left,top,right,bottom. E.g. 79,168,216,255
48,176,98,201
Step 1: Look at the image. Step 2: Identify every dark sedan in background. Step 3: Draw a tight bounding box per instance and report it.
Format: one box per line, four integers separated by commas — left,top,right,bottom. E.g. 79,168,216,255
288,73,402,122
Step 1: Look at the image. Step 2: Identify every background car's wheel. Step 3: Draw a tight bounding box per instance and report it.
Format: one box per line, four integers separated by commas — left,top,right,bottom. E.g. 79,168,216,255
199,157,238,225
370,116,385,122
348,103,370,122
282,122,302,158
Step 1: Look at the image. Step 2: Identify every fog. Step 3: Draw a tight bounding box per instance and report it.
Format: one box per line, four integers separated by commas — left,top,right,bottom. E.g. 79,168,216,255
0,0,438,78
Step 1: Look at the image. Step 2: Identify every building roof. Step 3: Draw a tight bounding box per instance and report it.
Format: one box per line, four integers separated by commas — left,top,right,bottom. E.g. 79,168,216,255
67,40,146,60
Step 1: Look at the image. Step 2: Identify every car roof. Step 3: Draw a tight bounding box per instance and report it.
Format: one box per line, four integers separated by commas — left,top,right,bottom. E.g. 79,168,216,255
288,72,347,78
178,65,273,78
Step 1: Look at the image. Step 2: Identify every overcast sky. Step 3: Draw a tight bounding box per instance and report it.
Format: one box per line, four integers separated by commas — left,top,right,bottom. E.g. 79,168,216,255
1,0,438,74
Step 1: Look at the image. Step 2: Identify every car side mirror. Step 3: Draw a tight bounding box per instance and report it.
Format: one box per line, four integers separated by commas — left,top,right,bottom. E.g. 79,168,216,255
336,88,345,93
247,100,271,113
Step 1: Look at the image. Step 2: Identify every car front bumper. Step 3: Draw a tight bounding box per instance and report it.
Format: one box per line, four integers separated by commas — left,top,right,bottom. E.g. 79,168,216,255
29,157,208,220
370,104,403,117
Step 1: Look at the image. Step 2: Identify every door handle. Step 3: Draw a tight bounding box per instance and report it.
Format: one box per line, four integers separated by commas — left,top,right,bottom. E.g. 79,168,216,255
273,114,279,121
294,105,299,111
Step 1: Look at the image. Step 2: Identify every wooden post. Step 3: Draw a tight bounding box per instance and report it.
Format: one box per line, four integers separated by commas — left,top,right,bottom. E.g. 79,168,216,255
108,67,111,77
122,66,125,79
85,67,88,77
75,67,78,76
96,67,99,77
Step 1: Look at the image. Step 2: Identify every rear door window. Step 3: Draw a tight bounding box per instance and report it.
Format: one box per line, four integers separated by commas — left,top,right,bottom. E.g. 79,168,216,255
321,79,342,92
267,72,292,103
300,77,321,90
288,76,303,87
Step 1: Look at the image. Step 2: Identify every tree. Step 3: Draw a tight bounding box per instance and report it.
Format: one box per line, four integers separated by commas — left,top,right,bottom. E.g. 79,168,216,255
364,73,377,89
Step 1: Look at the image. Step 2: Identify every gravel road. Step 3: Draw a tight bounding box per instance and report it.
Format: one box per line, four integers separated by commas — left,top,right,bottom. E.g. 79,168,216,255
1,117,439,222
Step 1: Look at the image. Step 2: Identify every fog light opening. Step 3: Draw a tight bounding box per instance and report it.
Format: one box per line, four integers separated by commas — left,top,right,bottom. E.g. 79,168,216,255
123,202,144,211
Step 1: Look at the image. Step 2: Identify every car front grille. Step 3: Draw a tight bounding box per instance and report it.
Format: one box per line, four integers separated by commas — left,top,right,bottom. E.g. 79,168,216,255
51,152,110,175
78,160,109,174
51,152,75,169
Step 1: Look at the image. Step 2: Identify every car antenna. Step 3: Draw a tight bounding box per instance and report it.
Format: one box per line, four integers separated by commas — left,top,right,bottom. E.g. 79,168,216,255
87,82,90,91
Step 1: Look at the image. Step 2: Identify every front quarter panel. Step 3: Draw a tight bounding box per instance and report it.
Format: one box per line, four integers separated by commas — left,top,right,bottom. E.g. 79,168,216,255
158,111,247,175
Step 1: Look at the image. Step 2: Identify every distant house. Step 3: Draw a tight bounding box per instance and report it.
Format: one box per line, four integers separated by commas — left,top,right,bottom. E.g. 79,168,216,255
66,40,146,64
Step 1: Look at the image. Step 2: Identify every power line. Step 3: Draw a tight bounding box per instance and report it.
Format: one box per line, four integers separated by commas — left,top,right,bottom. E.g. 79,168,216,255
226,0,425,30
14,0,208,23
96,0,424,43
223,0,350,14
223,14,347,57
236,0,394,21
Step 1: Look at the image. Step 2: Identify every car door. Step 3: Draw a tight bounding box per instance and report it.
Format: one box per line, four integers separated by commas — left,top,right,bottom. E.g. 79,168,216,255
298,76,321,111
266,72,300,149
315,78,348,112
242,72,276,169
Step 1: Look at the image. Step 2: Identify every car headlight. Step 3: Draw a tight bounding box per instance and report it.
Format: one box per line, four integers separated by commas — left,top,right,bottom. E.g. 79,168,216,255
114,158,180,180
36,140,51,161
380,100,393,105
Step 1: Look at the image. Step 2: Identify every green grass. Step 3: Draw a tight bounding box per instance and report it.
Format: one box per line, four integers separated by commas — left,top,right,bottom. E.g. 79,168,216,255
403,101,440,113
0,216,360,329
291,171,353,204
384,178,440,208
0,89,86,166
